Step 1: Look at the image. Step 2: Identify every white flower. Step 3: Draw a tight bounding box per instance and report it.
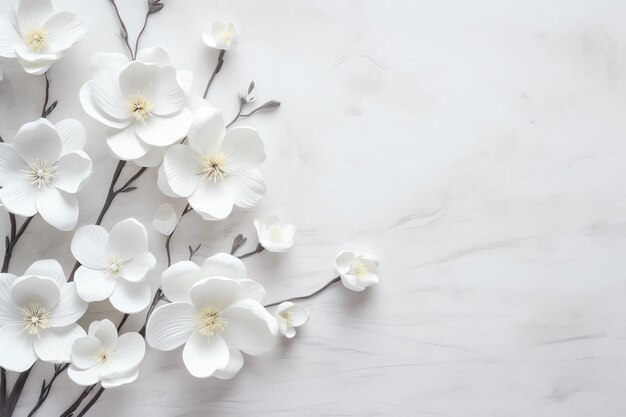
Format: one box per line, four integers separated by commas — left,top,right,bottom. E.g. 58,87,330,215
152,202,178,235
202,22,240,51
71,218,156,314
274,302,309,339
0,259,87,372
146,253,277,379
160,107,266,221
79,47,195,167
335,251,380,292
0,118,92,231
68,319,145,388
0,0,88,75
254,216,295,253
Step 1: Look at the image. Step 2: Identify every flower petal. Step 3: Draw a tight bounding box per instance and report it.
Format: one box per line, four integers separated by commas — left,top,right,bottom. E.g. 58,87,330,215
74,267,116,302
92,319,118,348
54,150,92,193
120,252,156,282
237,279,266,303
189,277,242,311
0,178,37,217
227,167,266,209
109,332,145,370
163,144,201,197
101,367,139,388
34,324,86,363
48,282,87,327
221,127,266,168
0,16,19,58
340,274,363,292
92,66,132,122
161,260,201,303
0,143,25,186
199,253,246,280
71,225,110,269
67,365,100,386
70,335,102,369
0,324,36,372
16,0,53,33
335,250,355,275
119,62,185,116
146,302,197,351
109,280,151,314
24,259,66,287
55,119,86,154
14,118,62,163
80,82,131,129
289,303,310,327
135,108,192,147
43,12,88,53
183,333,229,378
11,275,60,310
107,218,148,261
187,107,224,155
157,162,181,197
0,273,20,325
36,186,78,231
133,145,166,168
221,299,277,355
135,46,172,66
213,348,244,380
106,126,150,160
188,179,233,221
152,203,178,235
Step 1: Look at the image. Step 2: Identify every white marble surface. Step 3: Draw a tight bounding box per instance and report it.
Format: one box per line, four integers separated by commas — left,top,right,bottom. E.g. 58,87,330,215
2,0,626,416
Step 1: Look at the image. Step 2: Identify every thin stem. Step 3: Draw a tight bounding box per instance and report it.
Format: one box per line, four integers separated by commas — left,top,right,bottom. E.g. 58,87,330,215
4,367,32,417
1,368,6,413
117,314,129,332
59,385,96,417
238,243,264,259
26,364,69,417
2,216,34,273
109,0,133,59
203,49,226,99
226,98,245,129
76,387,105,417
264,277,342,308
133,12,149,59
41,73,50,118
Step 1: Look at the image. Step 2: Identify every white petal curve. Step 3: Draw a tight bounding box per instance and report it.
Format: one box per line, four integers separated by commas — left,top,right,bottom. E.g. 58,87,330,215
54,150,92,193
136,46,172,66
107,126,150,160
187,106,224,155
43,12,88,53
24,259,66,287
80,82,131,129
135,108,192,147
67,365,100,386
199,253,247,280
213,348,244,380
221,299,277,355
189,277,242,311
146,302,197,351
11,275,60,310
188,179,233,220
55,119,86,154
0,16,19,58
120,252,156,282
221,127,266,168
36,186,78,231
14,118,62,163
71,225,110,269
92,319,118,348
0,324,36,372
0,143,26,186
34,324,86,363
107,218,149,261
227,167,266,209
48,282,87,327
160,260,201,303
183,333,229,378
74,267,116,302
0,178,38,217
70,335,101,369
109,280,151,314
16,0,53,33
152,203,178,235
163,144,202,197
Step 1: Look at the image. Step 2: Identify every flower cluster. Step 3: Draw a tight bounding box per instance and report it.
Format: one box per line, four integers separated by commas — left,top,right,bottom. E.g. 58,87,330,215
0,1,380,415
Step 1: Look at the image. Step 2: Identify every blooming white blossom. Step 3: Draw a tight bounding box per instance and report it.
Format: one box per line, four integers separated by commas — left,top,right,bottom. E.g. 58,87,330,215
152,202,178,235
0,118,92,231
0,0,88,75
202,21,240,51
146,253,277,379
335,251,380,292
274,302,309,339
254,216,295,253
0,259,87,372
160,107,266,221
68,319,145,388
71,218,156,314
79,47,195,167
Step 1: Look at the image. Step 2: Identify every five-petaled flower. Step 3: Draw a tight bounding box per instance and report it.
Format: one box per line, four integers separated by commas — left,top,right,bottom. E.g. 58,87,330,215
160,107,266,220
0,118,92,231
335,250,380,292
146,253,277,379
254,215,295,253
202,21,240,51
79,47,196,167
68,319,145,388
0,259,87,372
274,302,309,339
71,218,157,314
0,0,88,74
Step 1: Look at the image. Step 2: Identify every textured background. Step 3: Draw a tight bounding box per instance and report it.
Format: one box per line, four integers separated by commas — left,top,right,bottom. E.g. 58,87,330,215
2,0,626,416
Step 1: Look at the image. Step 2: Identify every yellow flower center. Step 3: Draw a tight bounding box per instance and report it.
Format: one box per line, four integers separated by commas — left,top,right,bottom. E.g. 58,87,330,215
197,307,228,336
270,224,282,240
21,302,50,335
107,257,125,277
23,159,58,188
220,30,234,47
200,152,229,182
353,260,368,279
128,94,153,123
25,28,47,52
281,310,294,326
95,347,113,366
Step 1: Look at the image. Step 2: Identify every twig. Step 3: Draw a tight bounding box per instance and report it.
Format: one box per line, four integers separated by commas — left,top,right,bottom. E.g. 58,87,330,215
133,12,149,59
2,215,34,273
4,367,32,416
76,386,105,417
203,49,226,99
59,384,96,417
109,0,133,59
226,100,281,129
26,364,69,417
117,314,129,332
238,243,264,259
264,276,342,308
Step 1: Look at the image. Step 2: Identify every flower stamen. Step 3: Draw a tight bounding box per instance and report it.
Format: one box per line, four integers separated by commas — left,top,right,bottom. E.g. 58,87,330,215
128,94,153,123
197,307,228,336
21,302,50,335
199,152,230,182
107,257,125,277
220,30,234,48
22,159,58,188
25,28,47,52
353,260,368,279
281,310,294,326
